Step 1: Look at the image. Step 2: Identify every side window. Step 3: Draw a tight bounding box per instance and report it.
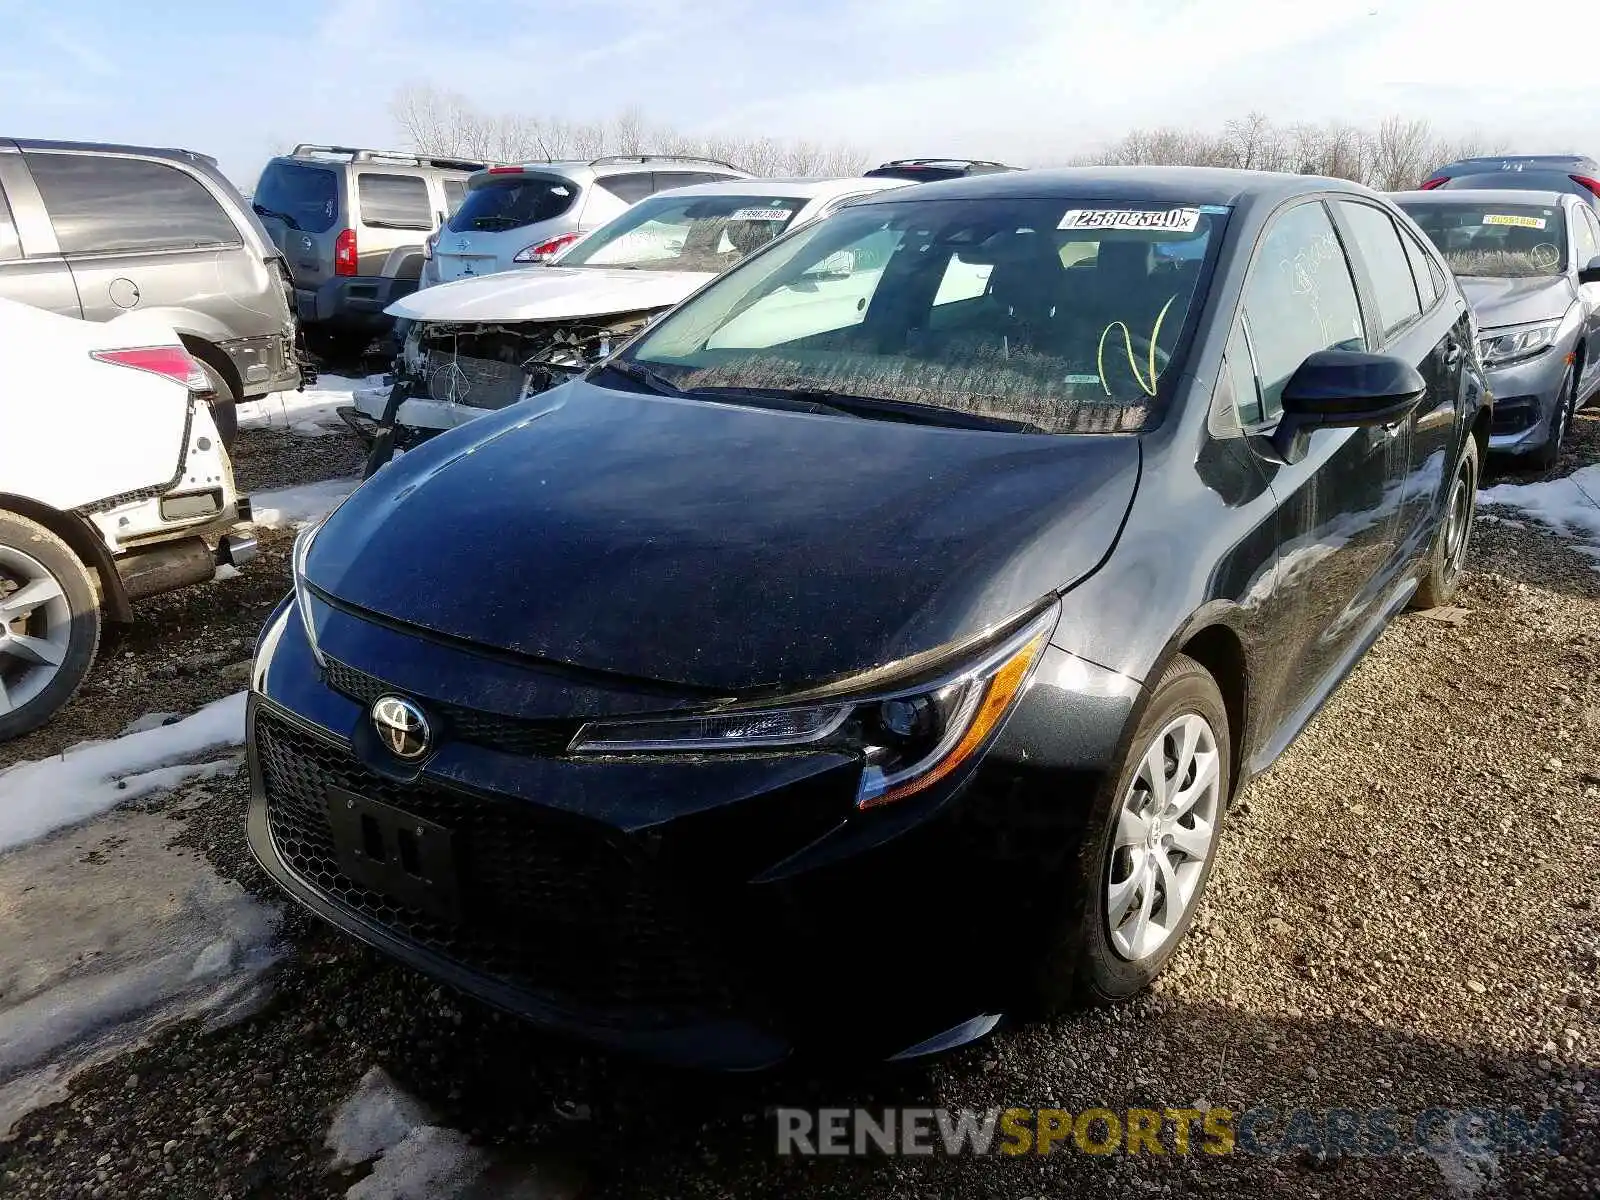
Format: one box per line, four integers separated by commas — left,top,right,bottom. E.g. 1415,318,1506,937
1402,230,1439,310
1335,200,1422,338
442,179,466,217
1570,206,1599,268
1223,319,1264,426
1243,201,1366,422
356,173,432,230
598,173,655,205
0,183,20,261
25,152,241,254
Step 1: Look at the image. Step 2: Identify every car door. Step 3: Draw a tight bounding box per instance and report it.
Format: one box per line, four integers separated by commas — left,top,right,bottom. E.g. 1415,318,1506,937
1331,198,1464,562
1570,202,1600,399
23,150,244,324
0,152,83,317
1234,198,1410,740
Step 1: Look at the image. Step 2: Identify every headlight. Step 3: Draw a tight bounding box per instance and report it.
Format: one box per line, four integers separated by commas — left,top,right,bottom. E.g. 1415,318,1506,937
570,605,1057,809
291,517,327,667
1477,321,1559,368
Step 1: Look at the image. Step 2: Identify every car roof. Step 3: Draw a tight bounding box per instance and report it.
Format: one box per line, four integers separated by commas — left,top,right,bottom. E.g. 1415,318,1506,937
1432,154,1597,174
468,156,749,184
5,136,220,169
1391,188,1572,207
856,165,1376,208
633,176,912,201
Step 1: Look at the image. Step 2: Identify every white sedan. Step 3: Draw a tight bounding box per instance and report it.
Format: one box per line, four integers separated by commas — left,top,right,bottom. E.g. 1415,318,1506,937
0,298,255,739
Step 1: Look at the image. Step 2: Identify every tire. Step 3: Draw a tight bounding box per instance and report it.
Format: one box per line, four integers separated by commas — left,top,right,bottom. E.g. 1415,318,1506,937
1411,435,1479,610
1030,653,1231,1010
1530,366,1575,471
0,511,102,742
196,359,240,453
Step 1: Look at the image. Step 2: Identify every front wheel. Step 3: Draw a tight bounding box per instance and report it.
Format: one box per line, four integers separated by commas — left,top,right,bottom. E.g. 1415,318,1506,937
1411,435,1479,610
0,512,102,741
1031,653,1230,1009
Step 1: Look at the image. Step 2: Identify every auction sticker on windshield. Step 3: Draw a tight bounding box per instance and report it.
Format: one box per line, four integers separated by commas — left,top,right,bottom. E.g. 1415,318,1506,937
1482,214,1547,229
1059,207,1201,233
729,208,793,222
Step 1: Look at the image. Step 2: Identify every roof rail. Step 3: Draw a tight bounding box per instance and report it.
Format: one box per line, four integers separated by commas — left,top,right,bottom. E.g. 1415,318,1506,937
587,153,747,173
288,144,488,171
875,157,1013,169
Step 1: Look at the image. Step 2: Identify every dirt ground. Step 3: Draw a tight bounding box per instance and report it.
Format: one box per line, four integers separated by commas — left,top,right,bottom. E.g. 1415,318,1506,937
0,411,1596,1199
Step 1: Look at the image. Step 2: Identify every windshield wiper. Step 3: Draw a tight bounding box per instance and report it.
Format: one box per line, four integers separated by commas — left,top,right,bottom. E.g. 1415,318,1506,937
252,204,301,232
681,385,1031,430
596,359,684,396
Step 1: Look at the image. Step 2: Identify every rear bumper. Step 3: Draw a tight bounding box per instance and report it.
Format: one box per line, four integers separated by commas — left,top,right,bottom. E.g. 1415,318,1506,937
297,277,420,330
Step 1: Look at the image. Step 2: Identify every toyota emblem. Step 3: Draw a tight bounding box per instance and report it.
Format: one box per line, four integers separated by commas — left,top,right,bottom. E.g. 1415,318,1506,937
370,695,431,761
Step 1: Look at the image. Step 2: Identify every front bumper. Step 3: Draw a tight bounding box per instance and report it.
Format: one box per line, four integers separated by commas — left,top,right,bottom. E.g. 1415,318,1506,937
244,599,1135,1066
297,277,419,330
1482,346,1570,453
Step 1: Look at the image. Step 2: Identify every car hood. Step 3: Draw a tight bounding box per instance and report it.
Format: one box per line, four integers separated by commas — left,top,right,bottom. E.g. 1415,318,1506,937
1457,275,1574,329
307,379,1141,693
386,266,716,323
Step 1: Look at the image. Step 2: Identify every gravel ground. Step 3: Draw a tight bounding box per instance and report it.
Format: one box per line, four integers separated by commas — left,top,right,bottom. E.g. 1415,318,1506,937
0,411,1596,1199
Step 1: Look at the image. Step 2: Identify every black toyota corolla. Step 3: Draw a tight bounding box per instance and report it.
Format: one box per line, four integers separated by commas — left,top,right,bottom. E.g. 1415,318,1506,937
248,168,1489,1068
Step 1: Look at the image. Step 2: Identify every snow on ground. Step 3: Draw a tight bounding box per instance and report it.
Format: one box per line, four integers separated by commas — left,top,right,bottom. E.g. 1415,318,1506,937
1479,463,1600,566
327,1067,583,1199
0,807,281,1138
251,477,360,530
238,374,388,438
0,692,246,856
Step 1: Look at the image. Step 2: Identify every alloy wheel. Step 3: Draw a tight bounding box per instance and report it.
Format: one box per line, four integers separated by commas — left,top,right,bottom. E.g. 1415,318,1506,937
1442,453,1477,584
0,546,72,717
1106,712,1222,961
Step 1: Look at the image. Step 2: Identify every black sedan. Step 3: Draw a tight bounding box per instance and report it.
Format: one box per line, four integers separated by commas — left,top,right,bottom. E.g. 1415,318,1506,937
247,167,1489,1068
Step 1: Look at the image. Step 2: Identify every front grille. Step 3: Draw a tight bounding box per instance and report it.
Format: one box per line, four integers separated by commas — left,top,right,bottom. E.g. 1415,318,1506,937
322,658,576,757
256,708,738,1024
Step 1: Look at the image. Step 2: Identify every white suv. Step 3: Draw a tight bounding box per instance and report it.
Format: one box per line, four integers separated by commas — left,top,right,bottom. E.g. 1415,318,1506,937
423,155,750,285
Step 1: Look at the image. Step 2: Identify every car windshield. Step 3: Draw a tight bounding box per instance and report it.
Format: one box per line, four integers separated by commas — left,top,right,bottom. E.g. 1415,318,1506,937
1399,201,1567,278
559,194,808,272
613,197,1226,433
447,174,578,233
253,161,338,234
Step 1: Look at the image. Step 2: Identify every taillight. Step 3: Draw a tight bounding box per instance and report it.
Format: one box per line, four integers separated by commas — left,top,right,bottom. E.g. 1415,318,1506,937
513,232,580,264
334,228,358,276
1419,176,1449,190
1570,175,1600,198
92,346,209,391
488,166,525,174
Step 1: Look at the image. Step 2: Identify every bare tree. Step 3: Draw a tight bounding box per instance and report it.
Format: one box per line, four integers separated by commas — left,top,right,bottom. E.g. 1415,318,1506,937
1372,116,1436,190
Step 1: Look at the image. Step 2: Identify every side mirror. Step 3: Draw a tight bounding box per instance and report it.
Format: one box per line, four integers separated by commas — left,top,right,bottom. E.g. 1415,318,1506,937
1267,350,1427,464
1578,254,1600,285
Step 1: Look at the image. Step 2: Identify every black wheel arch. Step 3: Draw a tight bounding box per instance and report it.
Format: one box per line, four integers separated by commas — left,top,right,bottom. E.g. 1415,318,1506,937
0,494,131,622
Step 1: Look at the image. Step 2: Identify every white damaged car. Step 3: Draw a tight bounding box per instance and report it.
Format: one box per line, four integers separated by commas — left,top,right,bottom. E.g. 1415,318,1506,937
353,176,911,469
0,298,256,739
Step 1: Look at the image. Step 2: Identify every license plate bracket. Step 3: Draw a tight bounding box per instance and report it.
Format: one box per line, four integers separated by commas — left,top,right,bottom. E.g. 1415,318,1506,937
325,787,461,922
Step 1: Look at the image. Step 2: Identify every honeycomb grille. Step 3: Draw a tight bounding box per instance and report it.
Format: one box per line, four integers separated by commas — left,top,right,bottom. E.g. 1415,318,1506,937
322,658,576,757
255,708,737,1024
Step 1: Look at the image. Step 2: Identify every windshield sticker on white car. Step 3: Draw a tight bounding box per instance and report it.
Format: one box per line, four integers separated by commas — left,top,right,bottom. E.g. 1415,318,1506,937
1058,207,1202,233
728,208,792,222
1482,213,1547,229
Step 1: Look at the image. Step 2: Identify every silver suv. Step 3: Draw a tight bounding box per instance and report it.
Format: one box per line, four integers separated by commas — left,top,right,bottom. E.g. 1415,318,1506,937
253,145,485,351
0,137,305,447
425,155,750,285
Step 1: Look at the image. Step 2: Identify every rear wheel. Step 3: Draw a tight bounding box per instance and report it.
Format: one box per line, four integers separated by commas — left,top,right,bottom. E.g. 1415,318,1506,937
1411,436,1479,610
1030,654,1230,1009
0,512,101,742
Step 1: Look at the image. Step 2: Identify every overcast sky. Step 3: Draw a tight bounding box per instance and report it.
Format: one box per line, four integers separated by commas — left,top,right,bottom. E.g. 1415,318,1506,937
4,0,1597,188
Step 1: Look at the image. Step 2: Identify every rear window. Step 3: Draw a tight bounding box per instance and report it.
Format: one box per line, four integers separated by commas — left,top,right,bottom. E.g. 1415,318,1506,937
27,152,242,255
357,173,433,230
1397,201,1568,278
560,194,807,272
253,161,339,234
621,197,1226,433
447,175,578,233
